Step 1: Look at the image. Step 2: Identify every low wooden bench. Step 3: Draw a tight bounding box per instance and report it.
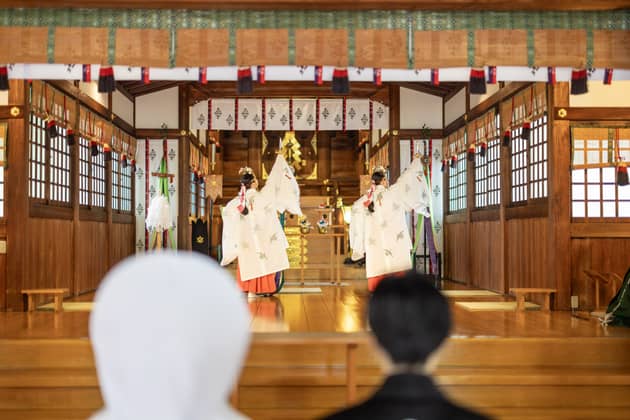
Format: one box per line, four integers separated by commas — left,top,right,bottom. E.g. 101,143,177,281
21,289,69,312
509,288,557,311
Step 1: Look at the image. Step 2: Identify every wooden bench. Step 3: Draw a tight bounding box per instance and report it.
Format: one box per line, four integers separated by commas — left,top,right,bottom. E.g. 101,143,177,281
509,288,557,311
21,289,69,312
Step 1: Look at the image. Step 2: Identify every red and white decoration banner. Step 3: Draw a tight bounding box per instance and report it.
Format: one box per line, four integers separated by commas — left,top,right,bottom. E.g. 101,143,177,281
318,98,344,131
237,99,263,130
292,99,317,131
372,101,389,130
190,100,209,131
211,99,236,130
265,99,291,131
208,98,388,131
345,99,371,130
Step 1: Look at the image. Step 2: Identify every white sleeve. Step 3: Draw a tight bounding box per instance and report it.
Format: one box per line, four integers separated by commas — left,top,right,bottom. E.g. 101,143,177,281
260,155,303,216
349,197,367,260
220,201,240,266
387,158,432,217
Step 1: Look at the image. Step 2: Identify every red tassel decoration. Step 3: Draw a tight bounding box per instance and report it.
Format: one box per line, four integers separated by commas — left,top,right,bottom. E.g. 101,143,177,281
121,154,128,168
90,141,99,157
604,68,613,85
480,141,488,158
98,67,115,93
617,164,629,186
130,159,137,172
441,159,447,172
450,155,457,169
82,64,91,82
373,68,382,86
67,128,75,146
0,66,9,91
198,67,207,84
141,67,150,84
469,69,486,94
487,66,497,84
521,120,531,141
237,67,253,94
547,67,556,85
467,143,476,162
571,69,588,95
103,144,112,161
431,68,439,86
45,118,58,139
257,65,266,84
332,68,350,94
503,130,511,147
314,65,323,86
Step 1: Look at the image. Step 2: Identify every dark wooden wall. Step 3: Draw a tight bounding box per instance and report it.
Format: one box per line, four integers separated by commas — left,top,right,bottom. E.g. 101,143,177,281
3,81,136,311
217,130,361,203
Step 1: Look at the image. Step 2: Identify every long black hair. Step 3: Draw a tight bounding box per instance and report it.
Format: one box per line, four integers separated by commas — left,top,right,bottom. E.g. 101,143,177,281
367,169,386,212
238,173,256,215
240,173,256,189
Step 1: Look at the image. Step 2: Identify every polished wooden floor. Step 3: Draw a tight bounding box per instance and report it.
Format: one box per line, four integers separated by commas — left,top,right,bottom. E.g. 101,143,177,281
2,278,629,339
2,277,630,420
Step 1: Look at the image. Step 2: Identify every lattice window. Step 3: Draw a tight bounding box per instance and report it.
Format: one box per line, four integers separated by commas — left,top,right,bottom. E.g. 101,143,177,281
504,84,548,204
28,114,71,204
571,127,630,219
78,136,90,206
91,145,106,208
28,82,73,205
190,170,197,217
474,111,501,208
447,127,467,213
199,181,206,217
112,151,120,211
120,160,133,212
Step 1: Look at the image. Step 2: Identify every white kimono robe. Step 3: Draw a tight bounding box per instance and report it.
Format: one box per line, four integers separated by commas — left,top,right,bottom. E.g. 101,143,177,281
220,155,302,281
350,158,432,278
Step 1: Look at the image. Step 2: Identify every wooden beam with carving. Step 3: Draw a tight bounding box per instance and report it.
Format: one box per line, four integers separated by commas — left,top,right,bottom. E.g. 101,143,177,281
10,0,630,11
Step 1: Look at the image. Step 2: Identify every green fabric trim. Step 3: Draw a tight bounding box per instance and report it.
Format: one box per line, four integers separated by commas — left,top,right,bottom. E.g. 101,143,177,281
586,29,594,69
4,9,627,31
47,26,55,63
467,30,475,67
3,8,629,68
107,27,115,65
526,29,535,67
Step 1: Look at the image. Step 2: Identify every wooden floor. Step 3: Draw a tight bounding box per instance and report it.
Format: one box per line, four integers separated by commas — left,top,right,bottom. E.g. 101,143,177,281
2,276,630,419
2,278,629,339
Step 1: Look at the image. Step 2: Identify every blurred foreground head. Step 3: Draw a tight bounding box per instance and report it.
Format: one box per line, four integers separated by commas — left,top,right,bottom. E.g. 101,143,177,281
90,252,251,420
369,272,450,367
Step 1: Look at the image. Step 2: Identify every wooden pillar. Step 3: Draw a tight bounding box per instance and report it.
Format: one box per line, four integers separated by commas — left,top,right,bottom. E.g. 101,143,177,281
6,80,28,310
548,83,571,309
71,94,81,297
499,107,512,294
247,131,261,174
178,85,191,250
388,85,401,182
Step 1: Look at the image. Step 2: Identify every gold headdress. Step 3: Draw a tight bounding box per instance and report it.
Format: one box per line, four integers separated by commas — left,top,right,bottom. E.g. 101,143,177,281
238,166,255,176
372,165,386,176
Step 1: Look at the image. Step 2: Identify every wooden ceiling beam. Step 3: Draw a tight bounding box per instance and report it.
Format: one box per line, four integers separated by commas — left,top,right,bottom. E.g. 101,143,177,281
11,0,630,11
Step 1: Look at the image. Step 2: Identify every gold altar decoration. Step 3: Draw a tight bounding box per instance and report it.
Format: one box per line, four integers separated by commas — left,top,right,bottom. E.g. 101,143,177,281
262,131,317,180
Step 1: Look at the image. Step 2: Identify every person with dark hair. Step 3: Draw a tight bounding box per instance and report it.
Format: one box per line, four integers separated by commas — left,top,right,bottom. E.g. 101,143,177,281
349,158,432,292
221,156,302,297
321,272,489,420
